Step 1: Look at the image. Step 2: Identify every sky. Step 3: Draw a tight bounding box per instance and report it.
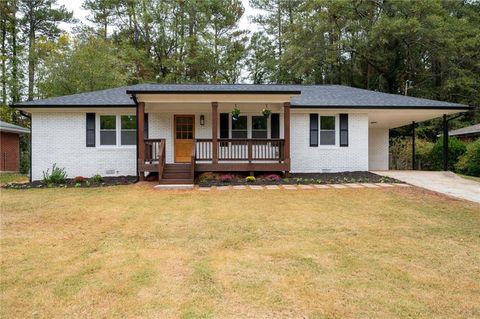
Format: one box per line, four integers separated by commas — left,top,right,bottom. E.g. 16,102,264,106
58,0,259,33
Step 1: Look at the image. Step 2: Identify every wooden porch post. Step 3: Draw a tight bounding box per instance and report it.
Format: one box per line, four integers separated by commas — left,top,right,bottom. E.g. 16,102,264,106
283,102,291,170
212,101,218,164
138,101,145,180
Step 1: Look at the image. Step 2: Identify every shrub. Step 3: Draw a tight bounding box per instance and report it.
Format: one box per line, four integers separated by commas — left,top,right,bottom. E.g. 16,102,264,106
220,174,234,183
42,164,67,184
91,174,103,182
74,176,85,183
456,138,480,177
430,136,466,171
245,176,256,183
263,174,281,182
198,172,215,183
74,183,82,188
415,139,435,170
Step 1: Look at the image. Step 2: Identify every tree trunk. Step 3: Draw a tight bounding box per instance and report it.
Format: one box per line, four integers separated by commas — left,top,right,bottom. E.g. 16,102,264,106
28,16,35,101
10,0,19,104
1,12,7,105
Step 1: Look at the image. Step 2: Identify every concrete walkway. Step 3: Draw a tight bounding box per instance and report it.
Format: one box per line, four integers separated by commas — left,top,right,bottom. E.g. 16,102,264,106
373,170,480,204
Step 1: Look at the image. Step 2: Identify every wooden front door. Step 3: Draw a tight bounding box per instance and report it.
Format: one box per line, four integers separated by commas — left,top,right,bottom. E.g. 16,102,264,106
174,115,195,163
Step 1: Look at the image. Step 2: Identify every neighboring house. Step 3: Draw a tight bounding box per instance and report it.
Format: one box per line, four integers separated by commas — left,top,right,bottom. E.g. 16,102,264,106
0,120,30,172
12,84,471,183
449,123,480,142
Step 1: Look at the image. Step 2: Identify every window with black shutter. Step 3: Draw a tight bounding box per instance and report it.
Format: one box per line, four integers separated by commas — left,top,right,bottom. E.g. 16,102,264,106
220,113,229,138
339,114,348,147
310,114,318,147
271,113,279,138
144,113,149,139
86,113,95,147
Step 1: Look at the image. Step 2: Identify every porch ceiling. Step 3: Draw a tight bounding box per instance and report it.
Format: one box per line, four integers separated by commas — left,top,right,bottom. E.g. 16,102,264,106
144,102,285,113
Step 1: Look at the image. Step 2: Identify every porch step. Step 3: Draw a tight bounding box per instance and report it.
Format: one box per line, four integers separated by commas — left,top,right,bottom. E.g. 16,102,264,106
158,178,194,185
160,163,194,184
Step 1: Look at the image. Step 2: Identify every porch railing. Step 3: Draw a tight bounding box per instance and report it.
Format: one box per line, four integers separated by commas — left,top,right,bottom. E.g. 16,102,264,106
144,138,166,180
195,138,285,162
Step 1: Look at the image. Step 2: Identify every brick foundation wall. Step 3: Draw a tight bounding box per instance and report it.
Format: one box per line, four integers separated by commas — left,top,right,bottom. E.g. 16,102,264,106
0,132,20,172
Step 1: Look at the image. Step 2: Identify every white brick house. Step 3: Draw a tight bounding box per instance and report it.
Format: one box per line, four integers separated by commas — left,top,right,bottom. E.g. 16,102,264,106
13,84,470,183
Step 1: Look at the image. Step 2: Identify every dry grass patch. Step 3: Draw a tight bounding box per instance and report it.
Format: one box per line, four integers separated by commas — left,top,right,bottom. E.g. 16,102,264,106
1,185,479,318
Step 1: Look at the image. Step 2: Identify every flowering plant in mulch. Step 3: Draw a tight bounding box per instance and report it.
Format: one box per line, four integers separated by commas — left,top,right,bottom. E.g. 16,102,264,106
220,174,235,183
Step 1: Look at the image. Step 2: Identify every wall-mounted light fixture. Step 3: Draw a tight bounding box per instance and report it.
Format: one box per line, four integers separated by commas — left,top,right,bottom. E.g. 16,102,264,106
200,115,205,126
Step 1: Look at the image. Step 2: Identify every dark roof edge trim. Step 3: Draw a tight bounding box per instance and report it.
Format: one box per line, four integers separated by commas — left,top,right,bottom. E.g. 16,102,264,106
10,104,135,108
126,90,302,95
290,105,473,110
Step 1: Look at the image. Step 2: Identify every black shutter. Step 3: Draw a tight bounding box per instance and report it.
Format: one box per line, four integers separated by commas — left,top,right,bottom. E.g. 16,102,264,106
340,113,348,147
310,114,318,147
271,113,280,138
144,113,149,139
220,113,229,138
86,113,95,147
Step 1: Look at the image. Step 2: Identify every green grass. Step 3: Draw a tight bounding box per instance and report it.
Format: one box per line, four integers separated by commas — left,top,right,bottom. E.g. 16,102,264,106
1,185,479,318
0,173,28,185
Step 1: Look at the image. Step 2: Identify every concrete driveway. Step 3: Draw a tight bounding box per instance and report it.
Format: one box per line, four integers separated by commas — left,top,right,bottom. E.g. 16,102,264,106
372,171,480,204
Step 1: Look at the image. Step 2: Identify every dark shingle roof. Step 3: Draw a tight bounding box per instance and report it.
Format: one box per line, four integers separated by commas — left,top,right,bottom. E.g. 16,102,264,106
13,84,470,110
0,120,30,134
449,124,480,137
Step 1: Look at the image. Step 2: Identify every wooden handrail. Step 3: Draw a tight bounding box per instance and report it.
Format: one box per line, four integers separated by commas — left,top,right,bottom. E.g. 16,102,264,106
195,138,285,162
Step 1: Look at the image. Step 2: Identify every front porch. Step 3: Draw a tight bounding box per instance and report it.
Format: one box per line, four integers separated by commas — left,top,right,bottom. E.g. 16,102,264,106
136,99,292,182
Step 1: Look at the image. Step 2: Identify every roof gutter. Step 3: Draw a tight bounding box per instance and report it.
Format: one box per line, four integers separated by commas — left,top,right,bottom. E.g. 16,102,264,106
125,89,302,95
290,105,473,110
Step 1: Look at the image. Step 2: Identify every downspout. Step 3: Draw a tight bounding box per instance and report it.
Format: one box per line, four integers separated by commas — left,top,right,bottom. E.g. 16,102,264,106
19,110,32,182
131,94,140,182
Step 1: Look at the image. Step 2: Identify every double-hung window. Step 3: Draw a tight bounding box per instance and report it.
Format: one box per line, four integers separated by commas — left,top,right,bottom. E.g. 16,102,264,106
100,115,117,145
99,115,137,146
231,116,247,138
320,116,336,145
252,116,267,138
121,115,137,145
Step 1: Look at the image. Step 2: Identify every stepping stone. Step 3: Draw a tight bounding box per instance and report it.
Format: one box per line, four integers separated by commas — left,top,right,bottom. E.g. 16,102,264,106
313,184,330,189
361,183,380,188
345,183,363,188
217,186,230,191
298,185,314,189
331,184,348,189
198,187,211,191
233,185,246,190
283,185,298,190
375,183,394,187
394,183,411,187
154,184,194,190
265,185,280,190
249,185,263,190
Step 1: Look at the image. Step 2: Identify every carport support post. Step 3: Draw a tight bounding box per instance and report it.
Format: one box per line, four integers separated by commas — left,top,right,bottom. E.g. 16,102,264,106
411,121,416,170
443,114,448,171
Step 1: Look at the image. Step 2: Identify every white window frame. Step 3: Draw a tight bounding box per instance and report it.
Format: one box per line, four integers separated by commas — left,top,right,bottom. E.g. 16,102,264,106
228,114,271,139
96,113,137,148
318,114,339,148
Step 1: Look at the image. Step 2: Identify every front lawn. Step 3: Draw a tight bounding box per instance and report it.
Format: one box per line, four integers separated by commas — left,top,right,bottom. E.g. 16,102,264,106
0,173,28,185
1,185,479,318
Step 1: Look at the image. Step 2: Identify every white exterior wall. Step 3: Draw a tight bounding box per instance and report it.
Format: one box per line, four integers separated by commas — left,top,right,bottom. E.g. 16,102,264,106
368,128,389,170
31,112,136,181
290,112,369,173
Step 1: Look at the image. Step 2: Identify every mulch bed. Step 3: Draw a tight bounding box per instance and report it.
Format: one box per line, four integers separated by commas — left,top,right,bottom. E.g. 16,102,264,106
3,176,137,189
197,171,402,187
